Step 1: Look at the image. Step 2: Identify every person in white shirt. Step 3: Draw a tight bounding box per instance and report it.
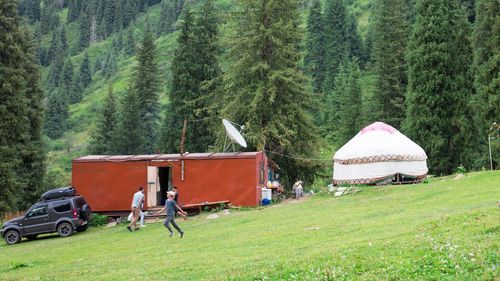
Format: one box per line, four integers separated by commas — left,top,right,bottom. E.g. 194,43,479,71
127,187,144,232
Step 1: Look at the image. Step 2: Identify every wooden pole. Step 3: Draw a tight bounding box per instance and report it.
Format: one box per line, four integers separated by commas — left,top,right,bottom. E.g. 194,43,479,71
180,117,188,154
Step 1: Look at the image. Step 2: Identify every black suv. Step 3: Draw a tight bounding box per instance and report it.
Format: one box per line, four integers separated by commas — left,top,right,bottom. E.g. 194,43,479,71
1,187,92,245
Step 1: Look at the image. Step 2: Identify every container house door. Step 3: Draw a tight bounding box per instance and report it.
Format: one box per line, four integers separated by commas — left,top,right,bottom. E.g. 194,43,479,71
147,166,159,207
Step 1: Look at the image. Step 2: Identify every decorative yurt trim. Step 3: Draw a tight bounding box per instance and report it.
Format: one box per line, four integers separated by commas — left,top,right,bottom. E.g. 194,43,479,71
333,122,428,185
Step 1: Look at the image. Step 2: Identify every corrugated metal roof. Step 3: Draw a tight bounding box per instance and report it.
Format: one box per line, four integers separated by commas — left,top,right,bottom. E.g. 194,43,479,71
73,152,262,162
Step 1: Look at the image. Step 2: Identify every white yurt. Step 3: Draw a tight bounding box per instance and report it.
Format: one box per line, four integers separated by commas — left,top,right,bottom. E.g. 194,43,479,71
333,122,428,185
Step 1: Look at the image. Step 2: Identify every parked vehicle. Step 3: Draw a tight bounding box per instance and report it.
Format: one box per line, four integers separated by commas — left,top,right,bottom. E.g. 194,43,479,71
1,187,92,245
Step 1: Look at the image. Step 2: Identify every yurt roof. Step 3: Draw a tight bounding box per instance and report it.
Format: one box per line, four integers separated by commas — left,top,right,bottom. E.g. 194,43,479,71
333,122,427,164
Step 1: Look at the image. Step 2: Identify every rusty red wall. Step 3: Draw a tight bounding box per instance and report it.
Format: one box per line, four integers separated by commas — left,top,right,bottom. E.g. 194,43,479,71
72,161,149,212
169,156,265,207
72,152,268,212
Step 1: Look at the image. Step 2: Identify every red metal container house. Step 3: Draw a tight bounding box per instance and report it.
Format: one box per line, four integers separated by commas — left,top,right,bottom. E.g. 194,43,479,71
72,152,268,214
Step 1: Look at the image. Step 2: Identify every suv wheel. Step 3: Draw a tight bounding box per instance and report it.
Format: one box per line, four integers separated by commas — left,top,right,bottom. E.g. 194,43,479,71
57,222,74,237
5,230,21,245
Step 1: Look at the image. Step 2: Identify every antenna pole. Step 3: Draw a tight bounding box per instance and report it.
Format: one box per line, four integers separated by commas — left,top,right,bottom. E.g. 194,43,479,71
180,117,188,154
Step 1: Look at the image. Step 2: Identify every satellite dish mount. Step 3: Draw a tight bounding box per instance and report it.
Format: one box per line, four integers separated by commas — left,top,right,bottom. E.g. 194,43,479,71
222,119,247,152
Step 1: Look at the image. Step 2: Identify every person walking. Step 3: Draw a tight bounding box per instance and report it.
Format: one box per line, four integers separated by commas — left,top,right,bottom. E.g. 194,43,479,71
127,187,144,232
156,191,187,238
172,186,187,220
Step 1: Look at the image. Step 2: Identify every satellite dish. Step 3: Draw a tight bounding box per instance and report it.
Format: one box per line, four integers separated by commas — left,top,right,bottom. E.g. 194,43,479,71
222,119,247,151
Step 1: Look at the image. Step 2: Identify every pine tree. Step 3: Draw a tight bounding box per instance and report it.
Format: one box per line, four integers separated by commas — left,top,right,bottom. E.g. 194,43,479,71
345,13,365,65
40,1,59,34
113,0,123,33
116,82,143,154
0,1,29,213
47,47,65,88
21,0,41,23
472,0,499,168
68,75,83,104
88,86,119,154
133,22,161,153
104,0,116,37
336,58,362,145
188,0,221,152
322,0,347,94
78,10,90,50
66,0,81,23
125,28,135,55
371,0,410,128
17,26,46,210
61,58,75,92
224,0,321,185
44,90,68,139
157,0,176,35
46,27,67,63
79,52,92,88
162,10,196,153
461,0,476,23
304,0,325,95
404,0,476,175
123,0,139,27
103,49,117,79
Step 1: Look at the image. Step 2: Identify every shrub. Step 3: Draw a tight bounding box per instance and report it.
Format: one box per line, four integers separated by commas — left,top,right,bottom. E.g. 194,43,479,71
90,213,108,227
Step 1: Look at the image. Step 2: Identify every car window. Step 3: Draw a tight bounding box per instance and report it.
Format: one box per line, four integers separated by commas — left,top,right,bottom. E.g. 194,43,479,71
28,205,48,217
52,201,71,213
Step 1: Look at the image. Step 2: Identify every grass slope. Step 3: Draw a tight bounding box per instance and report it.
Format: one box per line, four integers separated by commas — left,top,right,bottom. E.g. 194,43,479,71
1,171,498,280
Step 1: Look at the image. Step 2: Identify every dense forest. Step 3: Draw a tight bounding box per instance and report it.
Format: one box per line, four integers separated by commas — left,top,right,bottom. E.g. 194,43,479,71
0,0,498,215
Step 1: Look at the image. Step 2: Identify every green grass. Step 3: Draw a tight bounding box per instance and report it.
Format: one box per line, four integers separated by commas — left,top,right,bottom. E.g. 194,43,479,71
1,171,498,280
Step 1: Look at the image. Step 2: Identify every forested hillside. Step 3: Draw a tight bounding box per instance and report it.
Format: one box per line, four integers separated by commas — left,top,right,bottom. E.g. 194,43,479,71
0,0,498,214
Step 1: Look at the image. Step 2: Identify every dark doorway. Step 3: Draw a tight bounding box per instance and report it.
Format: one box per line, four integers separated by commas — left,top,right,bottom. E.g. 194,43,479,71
157,167,170,206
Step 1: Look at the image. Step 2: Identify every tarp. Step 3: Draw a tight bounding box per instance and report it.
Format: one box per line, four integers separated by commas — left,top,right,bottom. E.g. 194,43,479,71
333,122,428,185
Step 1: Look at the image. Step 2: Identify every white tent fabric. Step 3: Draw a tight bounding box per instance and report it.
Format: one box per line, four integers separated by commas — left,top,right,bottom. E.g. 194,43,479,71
333,122,428,184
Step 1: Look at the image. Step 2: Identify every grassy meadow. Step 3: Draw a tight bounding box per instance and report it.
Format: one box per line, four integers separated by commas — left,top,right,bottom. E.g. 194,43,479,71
1,171,498,280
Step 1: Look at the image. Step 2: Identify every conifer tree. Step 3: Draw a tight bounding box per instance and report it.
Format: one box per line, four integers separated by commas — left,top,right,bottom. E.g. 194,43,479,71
44,90,68,139
125,28,135,55
67,0,81,23
336,59,362,145
79,52,92,88
88,86,119,154
21,0,41,23
0,1,30,213
68,75,83,104
40,1,59,34
133,22,161,153
116,83,143,154
472,0,499,168
371,0,410,128
157,0,176,35
345,13,365,64
104,0,116,37
17,26,46,209
186,0,221,152
47,48,65,88
114,0,123,33
123,0,139,27
162,10,196,153
78,10,90,50
304,0,325,95
61,58,75,92
103,49,118,79
404,0,476,175
224,0,321,185
322,0,347,94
